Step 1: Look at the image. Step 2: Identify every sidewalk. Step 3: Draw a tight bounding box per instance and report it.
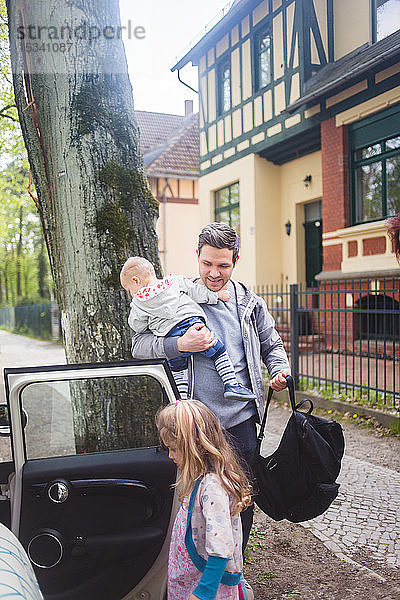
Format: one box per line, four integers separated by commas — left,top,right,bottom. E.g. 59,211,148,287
0,330,66,461
261,402,400,575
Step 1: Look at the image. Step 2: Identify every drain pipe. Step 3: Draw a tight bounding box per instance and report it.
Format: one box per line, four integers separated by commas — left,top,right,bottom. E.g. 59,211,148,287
177,69,198,94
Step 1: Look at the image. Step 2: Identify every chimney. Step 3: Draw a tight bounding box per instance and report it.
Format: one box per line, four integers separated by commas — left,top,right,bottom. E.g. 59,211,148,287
185,100,193,116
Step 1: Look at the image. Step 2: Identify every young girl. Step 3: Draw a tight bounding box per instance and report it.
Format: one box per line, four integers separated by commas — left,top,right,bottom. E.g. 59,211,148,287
156,399,253,600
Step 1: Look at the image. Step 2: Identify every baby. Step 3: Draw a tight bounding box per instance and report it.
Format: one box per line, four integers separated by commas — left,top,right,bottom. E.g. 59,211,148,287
120,256,256,401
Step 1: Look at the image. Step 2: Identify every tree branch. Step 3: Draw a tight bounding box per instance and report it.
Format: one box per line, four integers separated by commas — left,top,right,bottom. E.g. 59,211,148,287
0,104,18,122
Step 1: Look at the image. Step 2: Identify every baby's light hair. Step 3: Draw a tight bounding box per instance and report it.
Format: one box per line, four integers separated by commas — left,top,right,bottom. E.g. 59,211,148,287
120,256,155,288
156,400,253,514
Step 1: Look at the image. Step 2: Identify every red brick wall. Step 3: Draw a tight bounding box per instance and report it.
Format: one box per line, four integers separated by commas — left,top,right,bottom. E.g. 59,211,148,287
323,244,342,271
312,279,399,353
348,240,357,257
363,236,386,255
321,118,349,271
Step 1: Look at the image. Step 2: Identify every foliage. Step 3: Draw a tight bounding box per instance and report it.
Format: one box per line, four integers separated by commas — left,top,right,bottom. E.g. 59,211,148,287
298,376,398,412
0,0,25,164
0,0,52,305
0,163,52,305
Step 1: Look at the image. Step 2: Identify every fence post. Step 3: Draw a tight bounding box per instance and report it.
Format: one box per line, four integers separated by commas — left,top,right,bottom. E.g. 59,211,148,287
50,302,60,341
290,283,299,389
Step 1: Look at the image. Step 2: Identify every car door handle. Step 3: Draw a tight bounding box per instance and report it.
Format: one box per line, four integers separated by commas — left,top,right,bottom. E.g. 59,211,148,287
81,527,165,559
29,478,161,521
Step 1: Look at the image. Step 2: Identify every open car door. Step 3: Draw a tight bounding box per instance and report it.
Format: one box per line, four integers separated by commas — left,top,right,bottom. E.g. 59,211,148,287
2,359,178,600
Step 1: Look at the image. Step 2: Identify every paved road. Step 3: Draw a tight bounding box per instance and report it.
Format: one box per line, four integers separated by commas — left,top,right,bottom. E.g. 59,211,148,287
262,414,400,577
0,329,399,575
0,330,65,403
304,456,400,569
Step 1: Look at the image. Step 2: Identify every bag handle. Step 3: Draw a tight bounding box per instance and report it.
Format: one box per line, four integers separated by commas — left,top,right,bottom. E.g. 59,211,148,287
295,397,314,414
256,374,295,451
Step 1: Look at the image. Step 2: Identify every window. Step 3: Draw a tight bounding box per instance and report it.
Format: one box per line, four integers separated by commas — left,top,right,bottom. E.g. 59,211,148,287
254,29,272,90
218,58,231,115
21,375,164,459
375,0,400,41
214,182,240,233
354,294,399,341
350,107,400,224
352,136,400,223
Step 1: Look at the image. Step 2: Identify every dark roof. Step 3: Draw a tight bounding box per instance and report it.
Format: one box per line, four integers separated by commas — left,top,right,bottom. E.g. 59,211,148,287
287,30,400,113
135,111,199,178
172,0,258,71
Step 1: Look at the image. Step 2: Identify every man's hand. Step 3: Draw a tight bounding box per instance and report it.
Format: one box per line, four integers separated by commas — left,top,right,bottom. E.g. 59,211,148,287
218,289,230,302
177,323,215,353
270,369,291,391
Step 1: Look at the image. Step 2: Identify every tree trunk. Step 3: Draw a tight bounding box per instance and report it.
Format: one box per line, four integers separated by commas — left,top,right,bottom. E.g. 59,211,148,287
7,0,162,451
37,236,49,299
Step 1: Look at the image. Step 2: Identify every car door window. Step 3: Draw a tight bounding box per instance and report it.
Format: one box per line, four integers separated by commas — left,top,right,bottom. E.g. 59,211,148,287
21,375,164,460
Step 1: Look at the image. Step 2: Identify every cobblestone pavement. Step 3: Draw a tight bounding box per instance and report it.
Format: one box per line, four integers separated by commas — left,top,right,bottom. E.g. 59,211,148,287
263,430,400,576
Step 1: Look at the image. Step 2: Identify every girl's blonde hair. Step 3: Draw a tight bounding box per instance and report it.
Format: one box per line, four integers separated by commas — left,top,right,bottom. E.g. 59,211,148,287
156,399,253,514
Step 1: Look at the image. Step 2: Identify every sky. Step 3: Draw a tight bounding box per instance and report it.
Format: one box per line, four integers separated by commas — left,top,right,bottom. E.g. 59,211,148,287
119,0,231,116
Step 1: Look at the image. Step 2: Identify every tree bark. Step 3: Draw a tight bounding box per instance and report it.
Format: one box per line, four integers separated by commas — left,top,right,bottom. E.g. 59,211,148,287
6,0,162,451
37,236,49,299
16,204,22,297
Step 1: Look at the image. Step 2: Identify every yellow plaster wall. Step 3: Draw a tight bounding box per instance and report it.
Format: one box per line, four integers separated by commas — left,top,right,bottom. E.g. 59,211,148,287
334,0,370,60
335,87,400,126
208,69,216,123
179,178,196,197
231,48,242,107
200,75,207,125
241,39,253,100
313,0,328,59
216,34,229,58
280,151,323,285
157,202,200,278
273,11,285,80
198,155,257,286
197,151,323,287
253,0,268,26
253,156,282,285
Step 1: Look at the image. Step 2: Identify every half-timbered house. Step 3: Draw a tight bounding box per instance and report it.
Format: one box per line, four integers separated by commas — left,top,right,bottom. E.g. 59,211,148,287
172,0,400,288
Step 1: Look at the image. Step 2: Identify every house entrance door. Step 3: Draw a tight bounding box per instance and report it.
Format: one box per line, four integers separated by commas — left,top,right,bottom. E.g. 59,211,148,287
304,201,322,287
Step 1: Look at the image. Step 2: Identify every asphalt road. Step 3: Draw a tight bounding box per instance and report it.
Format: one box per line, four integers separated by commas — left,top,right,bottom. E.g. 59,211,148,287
0,330,66,461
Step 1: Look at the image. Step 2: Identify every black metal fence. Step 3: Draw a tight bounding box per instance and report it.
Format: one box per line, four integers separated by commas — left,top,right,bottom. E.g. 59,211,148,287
0,303,60,340
255,278,400,411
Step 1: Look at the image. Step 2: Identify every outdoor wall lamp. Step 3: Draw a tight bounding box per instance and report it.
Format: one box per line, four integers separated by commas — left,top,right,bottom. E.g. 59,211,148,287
303,174,312,187
285,220,292,236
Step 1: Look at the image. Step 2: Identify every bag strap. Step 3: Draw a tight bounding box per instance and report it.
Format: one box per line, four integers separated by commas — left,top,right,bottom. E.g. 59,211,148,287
256,374,296,451
184,476,242,586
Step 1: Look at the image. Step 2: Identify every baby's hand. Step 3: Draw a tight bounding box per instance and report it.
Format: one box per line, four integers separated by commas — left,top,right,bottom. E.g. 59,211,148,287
218,289,230,302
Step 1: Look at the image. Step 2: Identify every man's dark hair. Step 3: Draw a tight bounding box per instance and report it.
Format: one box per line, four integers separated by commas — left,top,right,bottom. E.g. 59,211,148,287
198,222,240,263
387,213,400,264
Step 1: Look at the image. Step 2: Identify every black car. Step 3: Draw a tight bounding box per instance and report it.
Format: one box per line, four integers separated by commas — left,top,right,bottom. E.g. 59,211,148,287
0,359,179,600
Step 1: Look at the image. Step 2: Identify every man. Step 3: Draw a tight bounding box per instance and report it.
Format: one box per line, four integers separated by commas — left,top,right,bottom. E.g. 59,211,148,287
131,223,290,554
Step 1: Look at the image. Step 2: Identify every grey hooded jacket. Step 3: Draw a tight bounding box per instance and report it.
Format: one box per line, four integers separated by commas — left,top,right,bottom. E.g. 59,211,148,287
131,279,290,421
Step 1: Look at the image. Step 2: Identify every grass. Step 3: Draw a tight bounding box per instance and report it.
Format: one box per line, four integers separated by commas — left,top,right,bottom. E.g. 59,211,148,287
298,376,399,412
263,370,400,439
0,325,53,342
256,571,277,584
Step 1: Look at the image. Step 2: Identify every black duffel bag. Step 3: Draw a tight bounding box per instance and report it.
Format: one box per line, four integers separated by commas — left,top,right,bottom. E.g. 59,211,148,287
253,375,345,523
